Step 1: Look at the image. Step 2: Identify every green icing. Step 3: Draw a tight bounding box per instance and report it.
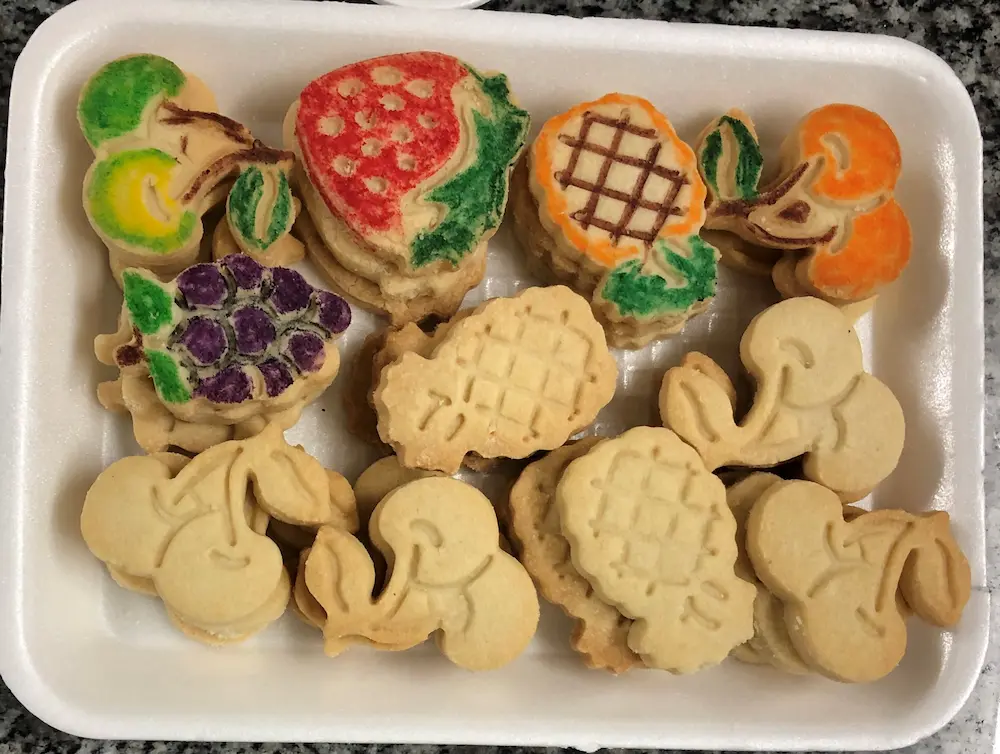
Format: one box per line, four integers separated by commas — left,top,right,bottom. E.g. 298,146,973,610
721,115,763,200
79,55,186,148
122,270,175,335
699,115,763,201
700,130,722,195
146,349,191,403
228,166,293,250
87,148,198,254
601,235,718,317
410,68,529,268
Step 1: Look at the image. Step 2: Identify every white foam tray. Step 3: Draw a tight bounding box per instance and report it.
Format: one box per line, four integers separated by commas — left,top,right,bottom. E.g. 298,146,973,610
0,0,987,748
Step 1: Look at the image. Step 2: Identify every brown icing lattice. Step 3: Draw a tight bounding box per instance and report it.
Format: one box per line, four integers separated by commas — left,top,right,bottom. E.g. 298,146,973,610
554,111,689,247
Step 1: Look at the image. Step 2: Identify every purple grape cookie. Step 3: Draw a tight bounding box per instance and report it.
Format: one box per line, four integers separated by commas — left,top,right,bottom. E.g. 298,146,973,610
116,255,351,406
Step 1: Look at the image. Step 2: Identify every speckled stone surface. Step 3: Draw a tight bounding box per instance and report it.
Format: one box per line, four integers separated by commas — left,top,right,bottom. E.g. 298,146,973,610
1,0,998,752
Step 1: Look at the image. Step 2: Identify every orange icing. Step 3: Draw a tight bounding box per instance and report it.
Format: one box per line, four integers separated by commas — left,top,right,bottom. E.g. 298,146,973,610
532,93,707,269
797,104,901,204
808,199,911,300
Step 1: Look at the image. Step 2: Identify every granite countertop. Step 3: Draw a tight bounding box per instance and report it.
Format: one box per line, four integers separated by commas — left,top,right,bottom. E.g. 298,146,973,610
1,0,998,752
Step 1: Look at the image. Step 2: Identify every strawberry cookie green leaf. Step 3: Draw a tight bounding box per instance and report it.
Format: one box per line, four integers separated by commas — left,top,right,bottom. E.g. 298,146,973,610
296,51,528,270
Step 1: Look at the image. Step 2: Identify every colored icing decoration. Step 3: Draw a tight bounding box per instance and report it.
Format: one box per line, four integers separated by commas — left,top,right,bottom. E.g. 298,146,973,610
78,54,300,283
409,69,531,267
87,149,198,253
227,165,294,252
696,105,912,302
294,51,529,270
523,93,719,348
116,256,351,409
78,54,187,149
600,235,717,317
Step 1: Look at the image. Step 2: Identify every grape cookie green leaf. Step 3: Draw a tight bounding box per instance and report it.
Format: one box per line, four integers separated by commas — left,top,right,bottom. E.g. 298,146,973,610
79,53,300,281
115,257,351,410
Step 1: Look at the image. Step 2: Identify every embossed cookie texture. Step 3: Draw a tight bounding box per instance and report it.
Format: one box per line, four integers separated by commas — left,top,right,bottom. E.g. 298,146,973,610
661,296,905,497
725,473,811,674
79,54,300,282
81,425,358,645
696,104,911,305
286,51,529,325
556,426,755,673
747,480,970,683
97,256,351,432
304,477,539,670
515,93,721,348
509,437,641,674
374,286,617,473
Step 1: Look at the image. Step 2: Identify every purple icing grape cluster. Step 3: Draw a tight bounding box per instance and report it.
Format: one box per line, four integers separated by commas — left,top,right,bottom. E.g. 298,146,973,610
168,255,351,404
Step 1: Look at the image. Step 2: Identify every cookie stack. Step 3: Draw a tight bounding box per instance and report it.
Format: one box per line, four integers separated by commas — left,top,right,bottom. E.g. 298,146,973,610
95,255,351,454
372,286,619,473
729,474,970,682
694,104,912,317
285,51,530,326
512,93,721,349
506,296,971,681
81,425,358,645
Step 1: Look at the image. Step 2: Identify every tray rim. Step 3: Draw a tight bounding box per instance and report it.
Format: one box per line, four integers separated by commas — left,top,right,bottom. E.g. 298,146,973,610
0,0,987,748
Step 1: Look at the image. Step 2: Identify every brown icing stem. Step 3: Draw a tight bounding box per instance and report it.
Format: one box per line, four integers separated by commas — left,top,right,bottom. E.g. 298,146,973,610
182,143,295,204
710,161,838,247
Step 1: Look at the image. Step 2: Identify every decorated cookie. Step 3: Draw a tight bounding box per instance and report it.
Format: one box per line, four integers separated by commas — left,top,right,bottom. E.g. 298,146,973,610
304,477,539,670
517,94,720,348
661,297,905,497
374,286,618,473
102,256,350,427
556,427,754,673
286,52,529,323
509,437,641,673
80,425,358,644
747,480,971,682
78,54,301,282
696,105,911,303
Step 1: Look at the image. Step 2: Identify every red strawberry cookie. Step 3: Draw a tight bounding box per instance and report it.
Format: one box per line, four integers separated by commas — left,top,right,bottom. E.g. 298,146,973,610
287,52,528,323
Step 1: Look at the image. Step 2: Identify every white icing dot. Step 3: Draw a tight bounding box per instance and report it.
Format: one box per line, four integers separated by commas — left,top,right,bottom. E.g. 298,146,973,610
398,154,416,171
361,138,382,157
365,177,388,194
